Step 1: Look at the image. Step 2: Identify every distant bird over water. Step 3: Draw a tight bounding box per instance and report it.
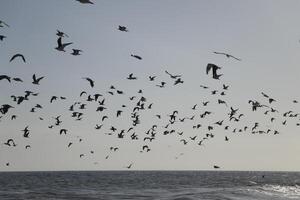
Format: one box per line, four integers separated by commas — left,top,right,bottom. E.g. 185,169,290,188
76,0,94,4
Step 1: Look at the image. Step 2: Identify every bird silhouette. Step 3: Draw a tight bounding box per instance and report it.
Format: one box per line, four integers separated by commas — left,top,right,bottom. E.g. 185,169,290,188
206,63,222,79
55,37,72,52
10,54,26,63
118,25,128,32
213,52,241,61
127,73,137,80
0,75,11,82
83,77,94,88
32,74,44,85
76,0,94,4
71,49,82,56
131,54,142,60
165,70,182,79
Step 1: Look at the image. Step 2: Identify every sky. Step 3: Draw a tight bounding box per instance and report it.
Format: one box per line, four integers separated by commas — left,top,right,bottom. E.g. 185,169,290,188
1,0,300,171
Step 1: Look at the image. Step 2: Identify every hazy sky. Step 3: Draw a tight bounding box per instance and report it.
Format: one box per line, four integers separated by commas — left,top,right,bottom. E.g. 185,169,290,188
1,0,300,171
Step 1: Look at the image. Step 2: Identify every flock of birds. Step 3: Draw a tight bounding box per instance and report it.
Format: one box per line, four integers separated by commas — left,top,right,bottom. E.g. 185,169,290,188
0,1,299,170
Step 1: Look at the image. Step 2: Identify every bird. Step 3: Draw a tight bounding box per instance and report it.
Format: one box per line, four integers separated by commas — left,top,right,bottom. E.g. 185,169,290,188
131,54,142,60
22,126,30,138
149,76,156,81
0,75,11,82
12,77,23,82
71,49,82,56
206,63,222,79
118,25,128,32
127,73,137,80
55,37,72,52
82,77,94,88
4,139,16,147
0,104,14,114
126,163,133,169
213,52,241,61
76,0,94,4
60,129,68,135
10,54,26,63
165,70,182,79
32,74,44,85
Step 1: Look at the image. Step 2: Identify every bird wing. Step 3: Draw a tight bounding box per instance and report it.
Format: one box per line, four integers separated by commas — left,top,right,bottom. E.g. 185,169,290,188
57,37,62,47
206,64,213,74
229,55,241,61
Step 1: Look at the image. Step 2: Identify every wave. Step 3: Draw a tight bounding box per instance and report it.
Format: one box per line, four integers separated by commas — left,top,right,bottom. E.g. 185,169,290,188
248,184,300,199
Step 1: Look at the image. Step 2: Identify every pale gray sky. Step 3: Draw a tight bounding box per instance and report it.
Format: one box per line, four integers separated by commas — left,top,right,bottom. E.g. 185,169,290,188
1,0,300,171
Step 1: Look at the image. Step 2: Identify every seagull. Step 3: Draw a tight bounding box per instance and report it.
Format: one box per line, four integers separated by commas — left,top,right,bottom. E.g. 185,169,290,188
127,73,137,80
83,77,94,88
0,75,11,82
206,63,222,79
118,25,128,32
131,54,142,60
76,0,94,4
55,37,72,52
126,163,133,169
149,76,156,81
12,77,23,82
10,54,26,63
71,49,82,56
213,51,241,61
165,70,181,79
32,74,44,85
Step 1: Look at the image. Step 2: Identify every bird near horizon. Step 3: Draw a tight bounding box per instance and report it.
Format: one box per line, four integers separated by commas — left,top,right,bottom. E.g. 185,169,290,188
76,0,94,4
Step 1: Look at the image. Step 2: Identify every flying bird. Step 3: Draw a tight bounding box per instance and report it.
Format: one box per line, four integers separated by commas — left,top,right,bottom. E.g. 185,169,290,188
165,70,181,79
118,25,128,32
71,49,82,56
76,0,94,4
206,63,222,79
131,54,142,60
55,37,72,52
127,73,137,80
0,75,11,82
213,51,241,61
83,77,94,88
10,54,26,63
32,74,44,85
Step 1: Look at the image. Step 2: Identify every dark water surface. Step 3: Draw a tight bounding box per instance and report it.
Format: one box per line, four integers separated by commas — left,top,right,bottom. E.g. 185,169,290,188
0,171,300,200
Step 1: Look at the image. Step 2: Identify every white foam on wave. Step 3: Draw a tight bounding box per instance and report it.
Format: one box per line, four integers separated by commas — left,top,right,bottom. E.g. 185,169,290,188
249,184,300,199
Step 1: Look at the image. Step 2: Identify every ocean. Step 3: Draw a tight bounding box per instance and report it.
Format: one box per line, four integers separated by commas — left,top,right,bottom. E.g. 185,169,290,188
0,171,299,200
